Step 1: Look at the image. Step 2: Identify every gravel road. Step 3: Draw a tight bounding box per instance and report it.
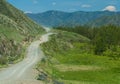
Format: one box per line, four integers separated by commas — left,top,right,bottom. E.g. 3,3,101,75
0,33,52,84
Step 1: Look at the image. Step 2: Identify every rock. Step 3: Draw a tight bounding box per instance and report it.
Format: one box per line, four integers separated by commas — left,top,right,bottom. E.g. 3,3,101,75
37,72,48,81
53,80,64,84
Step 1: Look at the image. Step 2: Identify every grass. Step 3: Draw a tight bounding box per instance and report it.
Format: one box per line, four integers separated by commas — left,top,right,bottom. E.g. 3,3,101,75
62,80,95,84
0,25,43,66
0,25,24,42
38,30,120,84
55,64,102,71
52,49,120,84
0,0,45,68
0,64,8,68
59,70,120,84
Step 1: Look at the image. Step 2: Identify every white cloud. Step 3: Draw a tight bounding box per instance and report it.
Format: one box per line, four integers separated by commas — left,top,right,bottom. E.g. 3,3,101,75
103,5,116,12
33,0,38,4
24,11,32,14
52,2,56,6
81,4,91,8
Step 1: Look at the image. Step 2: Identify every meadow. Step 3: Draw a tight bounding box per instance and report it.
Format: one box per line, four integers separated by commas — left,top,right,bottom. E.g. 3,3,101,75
37,30,120,84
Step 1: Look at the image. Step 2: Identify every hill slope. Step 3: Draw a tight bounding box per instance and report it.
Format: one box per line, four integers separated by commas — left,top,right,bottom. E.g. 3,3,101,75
0,0,45,65
27,10,120,27
0,0,44,35
87,14,120,27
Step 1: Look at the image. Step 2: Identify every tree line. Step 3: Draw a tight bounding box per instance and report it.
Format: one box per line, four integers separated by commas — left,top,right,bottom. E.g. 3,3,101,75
54,25,120,59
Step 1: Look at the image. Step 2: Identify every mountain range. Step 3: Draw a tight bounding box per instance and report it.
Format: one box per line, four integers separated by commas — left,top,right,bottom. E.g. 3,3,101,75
27,10,120,27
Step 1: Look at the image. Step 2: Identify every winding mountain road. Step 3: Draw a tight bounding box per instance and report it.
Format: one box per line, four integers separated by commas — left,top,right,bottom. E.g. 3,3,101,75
0,33,52,84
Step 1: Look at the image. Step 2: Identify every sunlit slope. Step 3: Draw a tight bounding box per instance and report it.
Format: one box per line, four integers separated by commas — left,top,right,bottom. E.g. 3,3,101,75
0,0,45,65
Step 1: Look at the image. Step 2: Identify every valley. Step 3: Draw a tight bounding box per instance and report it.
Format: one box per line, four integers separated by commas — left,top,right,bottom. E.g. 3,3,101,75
0,0,120,84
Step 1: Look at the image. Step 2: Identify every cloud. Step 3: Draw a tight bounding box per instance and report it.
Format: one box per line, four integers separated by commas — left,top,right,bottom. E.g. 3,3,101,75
103,5,116,12
33,0,38,4
24,11,32,14
52,2,56,6
81,4,91,8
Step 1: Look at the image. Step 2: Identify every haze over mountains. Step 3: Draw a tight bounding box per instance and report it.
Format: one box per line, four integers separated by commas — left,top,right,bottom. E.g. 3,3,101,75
27,10,120,27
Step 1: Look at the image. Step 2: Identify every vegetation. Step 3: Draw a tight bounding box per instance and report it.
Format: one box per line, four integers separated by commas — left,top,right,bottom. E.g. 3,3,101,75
37,28,120,84
1,0,120,84
0,0,45,66
0,0,45,35
55,25,120,56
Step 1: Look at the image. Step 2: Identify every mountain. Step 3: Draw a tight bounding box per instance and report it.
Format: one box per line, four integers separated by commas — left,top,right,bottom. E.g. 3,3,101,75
87,14,120,27
27,10,69,27
27,10,120,27
0,0,45,65
0,0,44,36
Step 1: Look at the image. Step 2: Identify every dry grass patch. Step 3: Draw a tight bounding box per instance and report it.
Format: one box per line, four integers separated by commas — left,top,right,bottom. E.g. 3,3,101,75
55,64,102,71
62,80,95,84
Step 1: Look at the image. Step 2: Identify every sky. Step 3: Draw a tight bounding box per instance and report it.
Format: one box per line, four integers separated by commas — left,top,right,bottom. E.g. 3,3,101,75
7,0,120,13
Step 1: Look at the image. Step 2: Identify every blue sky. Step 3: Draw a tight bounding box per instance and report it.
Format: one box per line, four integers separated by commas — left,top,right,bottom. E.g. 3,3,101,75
7,0,120,13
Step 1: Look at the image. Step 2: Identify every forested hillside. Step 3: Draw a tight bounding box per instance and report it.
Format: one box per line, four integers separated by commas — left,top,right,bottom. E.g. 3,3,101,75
55,25,120,58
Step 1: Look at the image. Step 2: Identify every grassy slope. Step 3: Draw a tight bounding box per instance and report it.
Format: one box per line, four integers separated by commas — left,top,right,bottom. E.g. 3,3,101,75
0,0,45,35
0,0,45,66
38,30,120,84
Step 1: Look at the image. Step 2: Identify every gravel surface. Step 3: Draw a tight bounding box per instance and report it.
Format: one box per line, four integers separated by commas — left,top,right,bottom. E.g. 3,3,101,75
0,33,52,84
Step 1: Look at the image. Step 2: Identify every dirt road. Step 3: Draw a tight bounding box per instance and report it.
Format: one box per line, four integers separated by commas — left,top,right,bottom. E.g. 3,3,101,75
0,33,52,84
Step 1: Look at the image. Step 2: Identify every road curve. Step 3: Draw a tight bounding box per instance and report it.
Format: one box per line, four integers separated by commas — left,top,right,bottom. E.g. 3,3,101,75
0,33,52,84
